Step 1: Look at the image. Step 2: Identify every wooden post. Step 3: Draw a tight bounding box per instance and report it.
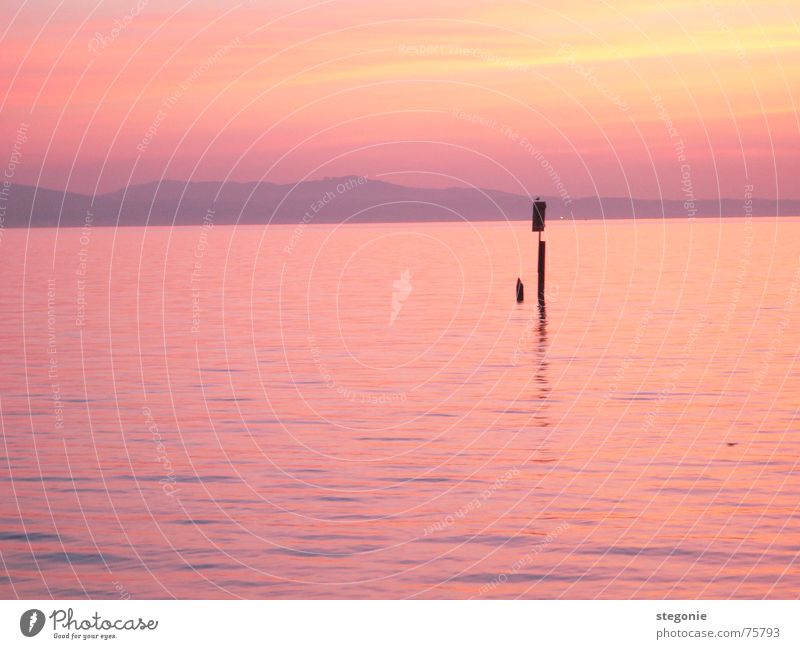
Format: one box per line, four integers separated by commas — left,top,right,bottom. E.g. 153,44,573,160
532,199,546,308
517,198,547,306
538,235,546,307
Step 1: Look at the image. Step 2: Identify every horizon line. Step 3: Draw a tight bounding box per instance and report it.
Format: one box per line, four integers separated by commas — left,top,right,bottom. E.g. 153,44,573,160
8,178,798,204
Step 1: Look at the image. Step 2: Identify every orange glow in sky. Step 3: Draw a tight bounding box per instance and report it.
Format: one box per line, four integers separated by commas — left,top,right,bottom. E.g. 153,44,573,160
1,0,798,199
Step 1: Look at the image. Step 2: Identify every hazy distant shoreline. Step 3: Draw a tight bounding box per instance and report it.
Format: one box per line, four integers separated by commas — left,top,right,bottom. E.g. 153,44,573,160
2,177,795,228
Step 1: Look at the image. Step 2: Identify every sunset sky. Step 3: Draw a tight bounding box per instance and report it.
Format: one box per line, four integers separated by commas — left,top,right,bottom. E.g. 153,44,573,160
1,0,797,199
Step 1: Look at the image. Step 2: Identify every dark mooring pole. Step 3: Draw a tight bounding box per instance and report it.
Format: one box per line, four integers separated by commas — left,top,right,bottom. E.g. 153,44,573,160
538,233,546,307
532,199,547,307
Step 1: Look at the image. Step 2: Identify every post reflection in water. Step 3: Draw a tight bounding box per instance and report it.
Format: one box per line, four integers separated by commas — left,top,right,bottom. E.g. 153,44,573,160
530,303,550,429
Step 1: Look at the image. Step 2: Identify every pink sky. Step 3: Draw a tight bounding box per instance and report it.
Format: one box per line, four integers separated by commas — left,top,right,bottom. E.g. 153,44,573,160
1,0,798,199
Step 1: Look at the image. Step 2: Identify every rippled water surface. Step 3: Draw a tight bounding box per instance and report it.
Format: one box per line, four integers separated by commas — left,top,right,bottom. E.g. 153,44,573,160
1,218,798,598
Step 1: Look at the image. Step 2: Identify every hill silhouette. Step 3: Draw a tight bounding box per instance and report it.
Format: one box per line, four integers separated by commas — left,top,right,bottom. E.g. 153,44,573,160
2,177,793,227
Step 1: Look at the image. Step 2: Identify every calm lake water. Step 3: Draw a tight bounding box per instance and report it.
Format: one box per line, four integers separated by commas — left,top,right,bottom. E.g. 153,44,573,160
1,218,798,599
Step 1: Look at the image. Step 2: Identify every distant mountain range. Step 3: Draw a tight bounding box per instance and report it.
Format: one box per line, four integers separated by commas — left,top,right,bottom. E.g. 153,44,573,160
2,177,795,227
